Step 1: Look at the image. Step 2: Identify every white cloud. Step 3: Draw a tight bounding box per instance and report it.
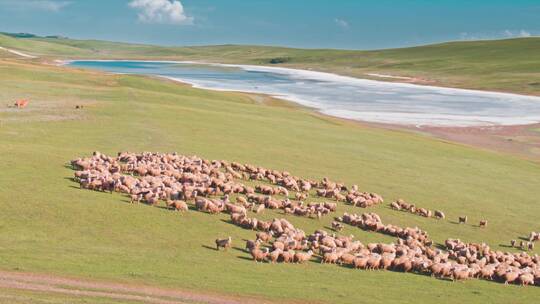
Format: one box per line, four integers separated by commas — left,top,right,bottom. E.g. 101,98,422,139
334,18,349,29
129,0,193,25
503,29,531,38
1,0,71,12
459,29,535,41
520,30,532,37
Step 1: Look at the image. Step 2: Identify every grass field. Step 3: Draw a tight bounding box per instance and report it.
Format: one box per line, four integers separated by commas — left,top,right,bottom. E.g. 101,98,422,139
1,33,539,96
1,53,540,304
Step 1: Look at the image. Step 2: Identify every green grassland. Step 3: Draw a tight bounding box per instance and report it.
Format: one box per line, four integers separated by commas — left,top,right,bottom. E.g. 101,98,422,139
1,33,540,95
1,56,540,304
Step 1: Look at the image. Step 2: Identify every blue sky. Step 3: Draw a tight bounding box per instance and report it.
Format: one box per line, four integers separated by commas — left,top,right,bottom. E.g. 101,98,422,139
0,0,539,49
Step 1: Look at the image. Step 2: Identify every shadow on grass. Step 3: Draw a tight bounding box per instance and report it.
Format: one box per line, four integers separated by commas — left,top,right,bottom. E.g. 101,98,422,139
201,245,218,251
237,256,254,261
232,246,246,253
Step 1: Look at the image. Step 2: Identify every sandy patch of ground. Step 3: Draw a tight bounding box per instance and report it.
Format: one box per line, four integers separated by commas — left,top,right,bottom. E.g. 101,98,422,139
360,120,540,161
420,123,540,160
0,47,37,59
365,73,436,85
0,270,280,304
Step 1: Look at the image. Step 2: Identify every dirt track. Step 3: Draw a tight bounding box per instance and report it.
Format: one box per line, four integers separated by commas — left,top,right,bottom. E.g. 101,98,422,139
0,271,272,304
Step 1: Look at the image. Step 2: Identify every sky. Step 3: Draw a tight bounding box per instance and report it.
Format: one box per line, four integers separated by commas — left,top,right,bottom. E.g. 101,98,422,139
0,0,539,50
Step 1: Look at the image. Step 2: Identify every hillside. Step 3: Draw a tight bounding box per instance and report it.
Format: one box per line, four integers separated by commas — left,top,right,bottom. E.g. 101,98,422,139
1,33,539,95
1,48,540,303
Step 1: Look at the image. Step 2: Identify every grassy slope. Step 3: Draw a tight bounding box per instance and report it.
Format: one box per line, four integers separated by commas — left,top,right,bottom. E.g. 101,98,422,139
1,58,540,303
1,34,539,95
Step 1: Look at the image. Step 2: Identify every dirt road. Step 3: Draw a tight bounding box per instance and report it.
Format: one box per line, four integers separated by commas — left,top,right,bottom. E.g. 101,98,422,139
0,271,273,304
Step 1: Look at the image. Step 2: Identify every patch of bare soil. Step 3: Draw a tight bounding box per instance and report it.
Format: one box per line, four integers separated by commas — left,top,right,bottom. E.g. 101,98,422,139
419,124,540,161
363,121,540,161
0,271,277,304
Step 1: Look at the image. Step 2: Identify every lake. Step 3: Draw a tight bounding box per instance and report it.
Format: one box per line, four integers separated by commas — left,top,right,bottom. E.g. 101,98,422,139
66,60,540,127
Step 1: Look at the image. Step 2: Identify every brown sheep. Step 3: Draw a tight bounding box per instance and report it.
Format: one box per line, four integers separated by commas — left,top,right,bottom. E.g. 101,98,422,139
339,253,355,266
331,221,344,232
479,220,487,228
167,200,188,212
452,269,470,281
353,256,369,269
504,271,520,285
130,194,141,204
294,250,313,264
255,204,265,214
520,273,535,286
434,210,445,219
250,248,269,262
321,252,339,264
367,255,382,270
268,249,282,263
256,231,273,242
245,239,261,251
215,236,232,251
458,216,467,224
272,241,285,251
280,250,295,263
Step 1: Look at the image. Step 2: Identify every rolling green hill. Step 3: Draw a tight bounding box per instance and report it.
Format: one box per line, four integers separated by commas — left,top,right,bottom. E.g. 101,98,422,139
1,33,539,95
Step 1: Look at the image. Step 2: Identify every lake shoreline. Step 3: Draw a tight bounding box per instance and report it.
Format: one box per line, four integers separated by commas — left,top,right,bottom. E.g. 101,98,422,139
64,59,540,127
61,59,540,100
61,59,540,160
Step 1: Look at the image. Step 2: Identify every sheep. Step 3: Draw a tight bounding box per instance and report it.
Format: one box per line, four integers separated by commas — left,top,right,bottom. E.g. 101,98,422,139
321,252,339,264
331,221,344,232
294,250,313,264
236,196,248,206
434,210,445,219
528,242,535,251
250,248,269,262
452,268,470,281
268,249,282,263
255,204,265,214
245,239,261,251
280,250,295,263
339,253,356,266
130,194,141,204
511,240,517,247
390,201,401,210
367,255,382,270
353,256,369,269
167,200,188,212
520,273,535,286
458,216,467,224
215,236,232,251
256,231,273,242
504,271,520,285
272,241,285,251
479,220,487,228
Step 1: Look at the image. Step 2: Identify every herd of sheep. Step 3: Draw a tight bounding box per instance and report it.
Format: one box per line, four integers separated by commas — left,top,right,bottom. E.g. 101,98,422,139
71,151,540,287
